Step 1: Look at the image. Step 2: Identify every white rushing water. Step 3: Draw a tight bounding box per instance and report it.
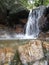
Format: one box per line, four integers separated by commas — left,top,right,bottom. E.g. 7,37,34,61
0,6,46,40
25,6,45,38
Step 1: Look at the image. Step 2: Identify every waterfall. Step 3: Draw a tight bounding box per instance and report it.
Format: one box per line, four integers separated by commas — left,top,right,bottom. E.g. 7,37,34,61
0,6,46,39
25,6,45,38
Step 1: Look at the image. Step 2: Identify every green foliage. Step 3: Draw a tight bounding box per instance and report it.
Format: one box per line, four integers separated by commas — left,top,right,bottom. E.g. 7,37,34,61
43,0,49,6
0,0,49,10
19,0,28,7
34,0,49,7
19,0,49,9
0,0,27,14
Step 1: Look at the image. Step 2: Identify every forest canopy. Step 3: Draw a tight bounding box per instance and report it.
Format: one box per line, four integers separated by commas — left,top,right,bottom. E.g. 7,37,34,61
0,0,49,10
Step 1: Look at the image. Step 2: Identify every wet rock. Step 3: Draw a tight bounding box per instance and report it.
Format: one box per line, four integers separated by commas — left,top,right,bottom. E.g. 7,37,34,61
0,40,49,65
39,7,49,32
43,41,49,65
33,60,47,65
0,48,5,64
18,40,44,64
15,24,24,34
43,41,49,53
0,47,15,65
5,48,14,63
45,32,49,38
38,32,49,39
8,10,29,28
19,19,27,24
43,41,49,59
0,0,29,28
38,32,46,39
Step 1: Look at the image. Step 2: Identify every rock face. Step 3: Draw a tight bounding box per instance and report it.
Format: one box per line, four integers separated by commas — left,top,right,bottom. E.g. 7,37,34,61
38,32,49,39
0,40,49,65
15,24,24,34
0,47,15,65
38,7,49,32
0,3,29,34
18,40,44,64
0,0,29,29
38,7,49,39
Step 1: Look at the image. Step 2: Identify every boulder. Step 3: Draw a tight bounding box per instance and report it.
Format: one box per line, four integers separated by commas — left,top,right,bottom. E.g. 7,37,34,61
0,47,15,65
38,7,49,32
0,40,49,65
18,40,44,64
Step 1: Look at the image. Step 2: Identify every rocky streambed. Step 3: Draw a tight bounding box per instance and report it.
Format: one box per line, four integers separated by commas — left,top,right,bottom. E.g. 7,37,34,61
0,40,49,65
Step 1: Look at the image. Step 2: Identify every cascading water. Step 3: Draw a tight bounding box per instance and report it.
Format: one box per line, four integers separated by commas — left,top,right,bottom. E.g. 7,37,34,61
25,10,39,38
25,6,46,39
0,6,46,39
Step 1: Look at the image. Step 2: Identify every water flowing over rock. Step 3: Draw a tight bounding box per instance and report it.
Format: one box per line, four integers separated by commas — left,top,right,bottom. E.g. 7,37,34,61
0,6,46,39
25,6,46,38
12,6,46,39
